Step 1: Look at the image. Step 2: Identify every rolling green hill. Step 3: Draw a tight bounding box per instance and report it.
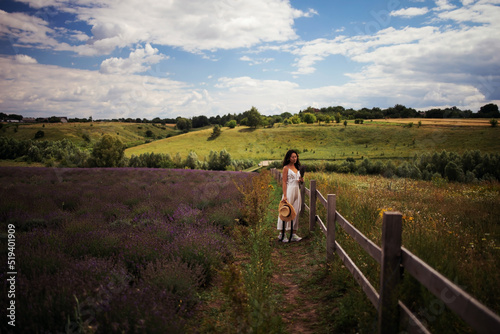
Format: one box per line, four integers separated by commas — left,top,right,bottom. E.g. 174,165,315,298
125,122,500,162
0,122,178,147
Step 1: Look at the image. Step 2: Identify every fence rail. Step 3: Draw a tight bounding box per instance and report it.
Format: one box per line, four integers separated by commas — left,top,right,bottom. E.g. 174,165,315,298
270,168,500,334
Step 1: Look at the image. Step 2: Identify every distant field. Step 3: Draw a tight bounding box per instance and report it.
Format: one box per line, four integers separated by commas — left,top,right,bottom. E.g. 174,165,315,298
2,119,498,164
0,122,179,147
125,121,500,162
371,118,492,127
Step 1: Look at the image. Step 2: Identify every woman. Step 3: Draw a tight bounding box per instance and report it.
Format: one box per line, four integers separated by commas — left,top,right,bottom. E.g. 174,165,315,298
277,150,303,242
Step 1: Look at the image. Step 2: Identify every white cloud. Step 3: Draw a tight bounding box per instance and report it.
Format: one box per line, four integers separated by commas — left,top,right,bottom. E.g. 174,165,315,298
214,76,305,114
434,0,457,11
14,54,37,64
390,7,429,18
11,0,315,55
212,70,495,115
1,1,499,119
0,52,496,120
287,2,500,104
289,25,435,75
0,10,57,48
239,55,274,66
0,55,213,119
436,0,500,24
100,44,168,75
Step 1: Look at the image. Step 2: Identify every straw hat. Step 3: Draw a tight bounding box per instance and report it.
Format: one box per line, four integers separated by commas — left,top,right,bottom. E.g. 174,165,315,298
279,200,296,222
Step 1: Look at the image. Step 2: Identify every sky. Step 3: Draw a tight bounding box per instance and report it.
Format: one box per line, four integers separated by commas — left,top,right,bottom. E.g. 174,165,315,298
0,0,499,120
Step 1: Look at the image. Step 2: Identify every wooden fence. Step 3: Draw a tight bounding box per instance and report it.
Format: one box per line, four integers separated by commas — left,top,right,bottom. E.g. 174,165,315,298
270,168,500,334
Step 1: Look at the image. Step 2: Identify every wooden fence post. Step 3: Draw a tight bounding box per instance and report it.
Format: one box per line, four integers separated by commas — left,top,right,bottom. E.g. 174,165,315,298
326,194,336,260
378,212,403,334
309,180,317,231
300,182,305,213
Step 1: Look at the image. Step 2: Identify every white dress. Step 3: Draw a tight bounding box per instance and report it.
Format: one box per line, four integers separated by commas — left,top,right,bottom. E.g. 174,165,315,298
277,167,301,231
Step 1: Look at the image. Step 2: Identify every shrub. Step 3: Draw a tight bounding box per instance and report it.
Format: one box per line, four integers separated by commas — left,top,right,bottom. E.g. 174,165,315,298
235,170,271,227
128,152,174,168
142,258,204,303
34,130,45,139
302,112,316,124
290,115,301,124
464,170,477,183
89,135,126,167
82,133,91,143
231,159,255,171
225,120,237,128
490,119,498,127
176,117,192,132
209,125,222,139
208,149,231,170
27,145,42,162
184,151,199,169
444,161,464,182
335,112,341,123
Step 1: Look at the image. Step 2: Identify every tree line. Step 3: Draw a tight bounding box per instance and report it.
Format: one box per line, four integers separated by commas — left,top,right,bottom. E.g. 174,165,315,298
176,103,500,133
2,103,498,129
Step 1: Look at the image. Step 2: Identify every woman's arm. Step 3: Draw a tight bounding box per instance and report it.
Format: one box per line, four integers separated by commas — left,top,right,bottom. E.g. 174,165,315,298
282,166,288,201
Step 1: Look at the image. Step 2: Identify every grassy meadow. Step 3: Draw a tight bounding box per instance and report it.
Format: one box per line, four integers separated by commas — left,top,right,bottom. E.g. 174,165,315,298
370,118,493,127
0,122,178,148
195,168,500,333
299,172,500,333
125,121,500,163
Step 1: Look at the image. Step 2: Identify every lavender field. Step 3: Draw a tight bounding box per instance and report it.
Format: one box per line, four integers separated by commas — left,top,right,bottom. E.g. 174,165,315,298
0,167,252,333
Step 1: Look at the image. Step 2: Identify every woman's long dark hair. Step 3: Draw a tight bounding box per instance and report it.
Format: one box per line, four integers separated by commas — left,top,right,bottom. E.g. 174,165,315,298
282,149,301,170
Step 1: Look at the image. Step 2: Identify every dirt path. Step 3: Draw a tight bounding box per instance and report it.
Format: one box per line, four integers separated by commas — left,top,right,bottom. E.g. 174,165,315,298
271,234,323,333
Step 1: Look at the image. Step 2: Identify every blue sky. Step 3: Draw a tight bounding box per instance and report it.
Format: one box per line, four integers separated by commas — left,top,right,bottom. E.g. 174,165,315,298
0,0,499,120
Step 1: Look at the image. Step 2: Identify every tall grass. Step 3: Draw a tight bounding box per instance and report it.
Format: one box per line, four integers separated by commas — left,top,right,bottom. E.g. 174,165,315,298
199,170,284,333
237,170,283,333
305,171,500,333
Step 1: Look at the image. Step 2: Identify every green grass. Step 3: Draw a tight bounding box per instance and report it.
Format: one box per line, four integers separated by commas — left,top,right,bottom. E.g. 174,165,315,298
124,122,500,162
0,122,179,147
4,121,498,164
301,172,499,333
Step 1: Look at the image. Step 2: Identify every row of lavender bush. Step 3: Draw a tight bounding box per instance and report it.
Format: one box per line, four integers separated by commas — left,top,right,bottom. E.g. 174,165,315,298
0,167,252,333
